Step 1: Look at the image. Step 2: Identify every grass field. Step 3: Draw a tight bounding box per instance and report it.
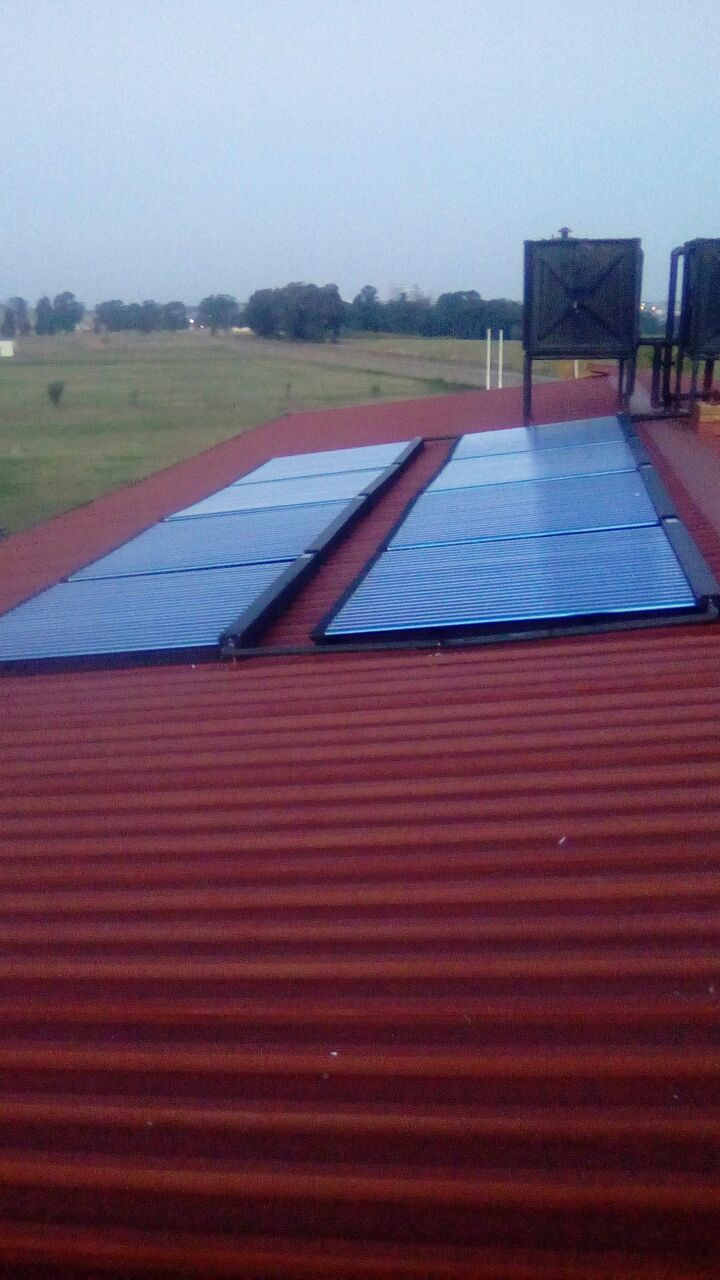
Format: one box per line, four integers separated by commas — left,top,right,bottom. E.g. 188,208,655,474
0,331,459,534
0,330,574,534
353,334,524,366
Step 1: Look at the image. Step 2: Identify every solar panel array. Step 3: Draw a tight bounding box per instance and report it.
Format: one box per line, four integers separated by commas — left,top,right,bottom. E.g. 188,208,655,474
0,439,420,666
320,417,718,642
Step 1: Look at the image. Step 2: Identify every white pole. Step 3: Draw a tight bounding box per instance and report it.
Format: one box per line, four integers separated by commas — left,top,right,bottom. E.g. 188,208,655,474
498,329,504,389
573,359,579,379
485,328,491,391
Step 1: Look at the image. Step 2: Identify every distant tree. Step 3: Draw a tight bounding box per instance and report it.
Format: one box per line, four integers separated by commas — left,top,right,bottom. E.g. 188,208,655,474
640,309,664,337
246,283,344,343
123,303,143,332
277,284,308,341
286,283,333,342
0,307,16,339
139,300,163,333
34,296,55,335
96,298,190,333
385,291,432,335
95,299,127,331
244,289,280,338
163,301,188,331
483,298,523,340
431,291,486,339
53,292,84,333
7,297,30,336
198,294,239,334
319,284,344,343
350,285,382,332
46,380,65,406
95,298,122,330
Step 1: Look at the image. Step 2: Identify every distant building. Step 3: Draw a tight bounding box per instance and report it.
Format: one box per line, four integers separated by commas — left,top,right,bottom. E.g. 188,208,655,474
387,283,427,302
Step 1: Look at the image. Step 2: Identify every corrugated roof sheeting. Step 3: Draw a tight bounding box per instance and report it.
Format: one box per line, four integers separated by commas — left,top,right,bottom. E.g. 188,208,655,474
1,628,720,1277
1,376,720,1277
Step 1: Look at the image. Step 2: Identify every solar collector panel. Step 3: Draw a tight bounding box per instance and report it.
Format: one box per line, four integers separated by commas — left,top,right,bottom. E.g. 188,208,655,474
0,561,289,661
235,440,415,483
71,501,349,580
453,416,626,459
389,472,659,549
323,527,698,637
170,469,385,519
428,440,637,491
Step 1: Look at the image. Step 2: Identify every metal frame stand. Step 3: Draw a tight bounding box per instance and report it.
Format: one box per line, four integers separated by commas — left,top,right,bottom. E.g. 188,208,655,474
523,352,636,424
654,243,717,414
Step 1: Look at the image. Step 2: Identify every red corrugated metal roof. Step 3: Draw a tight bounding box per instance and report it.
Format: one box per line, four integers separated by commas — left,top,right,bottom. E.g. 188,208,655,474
1,377,719,1278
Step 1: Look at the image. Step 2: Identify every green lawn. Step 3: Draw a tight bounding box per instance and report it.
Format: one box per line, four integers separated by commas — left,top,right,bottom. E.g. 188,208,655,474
349,333,584,378
0,331,450,534
353,333,512,364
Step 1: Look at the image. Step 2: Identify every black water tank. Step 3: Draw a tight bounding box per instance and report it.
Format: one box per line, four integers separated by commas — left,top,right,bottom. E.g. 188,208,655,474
678,239,720,360
524,237,643,359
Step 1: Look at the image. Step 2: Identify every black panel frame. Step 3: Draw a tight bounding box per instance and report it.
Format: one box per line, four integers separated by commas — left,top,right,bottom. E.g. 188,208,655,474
219,554,317,651
218,440,425,651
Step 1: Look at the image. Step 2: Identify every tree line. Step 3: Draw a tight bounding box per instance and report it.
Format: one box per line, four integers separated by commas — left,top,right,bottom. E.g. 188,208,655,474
0,285,524,343
240,284,526,341
244,284,524,341
1,293,84,338
0,284,666,343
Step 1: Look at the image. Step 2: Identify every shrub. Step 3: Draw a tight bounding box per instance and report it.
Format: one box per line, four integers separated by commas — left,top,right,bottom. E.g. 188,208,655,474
47,380,65,407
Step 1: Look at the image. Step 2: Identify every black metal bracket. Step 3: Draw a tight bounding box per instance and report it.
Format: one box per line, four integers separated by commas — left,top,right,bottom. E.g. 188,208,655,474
218,439,426,653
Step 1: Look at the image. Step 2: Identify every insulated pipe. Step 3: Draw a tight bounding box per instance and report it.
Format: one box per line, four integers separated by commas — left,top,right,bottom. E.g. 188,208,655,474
663,246,682,406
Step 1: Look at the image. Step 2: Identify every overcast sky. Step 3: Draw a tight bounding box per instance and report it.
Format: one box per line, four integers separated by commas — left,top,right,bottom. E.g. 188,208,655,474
3,0,719,306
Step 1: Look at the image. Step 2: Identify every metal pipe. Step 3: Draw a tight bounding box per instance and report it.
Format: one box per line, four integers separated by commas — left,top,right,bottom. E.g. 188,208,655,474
627,352,637,402
485,328,491,391
674,346,685,407
651,343,662,406
688,359,700,412
673,245,693,407
523,354,532,423
662,247,683,405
